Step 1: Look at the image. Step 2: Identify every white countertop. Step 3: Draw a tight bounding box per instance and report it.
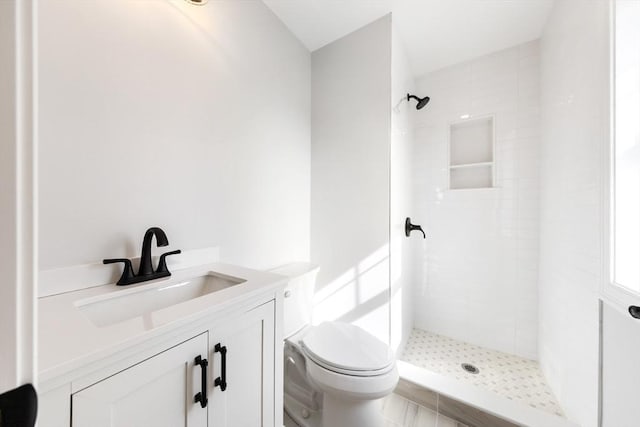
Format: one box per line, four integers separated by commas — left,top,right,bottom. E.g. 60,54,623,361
39,262,286,384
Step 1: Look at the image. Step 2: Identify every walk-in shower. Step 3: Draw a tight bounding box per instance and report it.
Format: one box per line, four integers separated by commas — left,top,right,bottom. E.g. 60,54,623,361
394,37,571,426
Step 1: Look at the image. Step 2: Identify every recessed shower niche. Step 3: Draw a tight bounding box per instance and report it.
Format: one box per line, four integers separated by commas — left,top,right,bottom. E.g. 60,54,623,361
448,116,495,190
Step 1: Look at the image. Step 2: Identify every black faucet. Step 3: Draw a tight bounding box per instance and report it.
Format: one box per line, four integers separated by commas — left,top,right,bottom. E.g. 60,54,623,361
103,227,181,286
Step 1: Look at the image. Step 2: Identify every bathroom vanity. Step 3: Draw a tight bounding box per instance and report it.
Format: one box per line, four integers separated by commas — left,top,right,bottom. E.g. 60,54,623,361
37,263,286,427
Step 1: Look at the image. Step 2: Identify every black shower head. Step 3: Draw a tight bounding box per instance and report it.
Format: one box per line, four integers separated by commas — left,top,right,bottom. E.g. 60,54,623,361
407,93,430,110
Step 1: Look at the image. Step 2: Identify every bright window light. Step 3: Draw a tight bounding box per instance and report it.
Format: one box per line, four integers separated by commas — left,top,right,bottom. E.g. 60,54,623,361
613,0,640,293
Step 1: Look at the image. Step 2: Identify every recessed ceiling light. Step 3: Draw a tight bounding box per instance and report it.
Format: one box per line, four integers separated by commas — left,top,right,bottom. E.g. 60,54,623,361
185,0,208,5
460,114,470,119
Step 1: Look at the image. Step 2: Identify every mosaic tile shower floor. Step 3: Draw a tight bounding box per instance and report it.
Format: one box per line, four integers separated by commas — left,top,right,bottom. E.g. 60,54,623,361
401,328,564,417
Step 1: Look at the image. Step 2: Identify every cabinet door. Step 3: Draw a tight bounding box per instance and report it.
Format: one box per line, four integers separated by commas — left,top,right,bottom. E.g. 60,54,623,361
73,333,209,427
209,301,275,427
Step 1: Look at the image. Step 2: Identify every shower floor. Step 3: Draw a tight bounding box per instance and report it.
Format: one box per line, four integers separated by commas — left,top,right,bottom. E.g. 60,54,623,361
401,329,564,418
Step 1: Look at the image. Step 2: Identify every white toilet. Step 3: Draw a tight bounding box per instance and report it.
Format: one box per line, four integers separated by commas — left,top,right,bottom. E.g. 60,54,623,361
271,262,399,427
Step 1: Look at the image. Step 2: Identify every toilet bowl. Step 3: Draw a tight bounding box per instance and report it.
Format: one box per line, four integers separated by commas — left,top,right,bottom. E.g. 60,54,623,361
271,263,398,427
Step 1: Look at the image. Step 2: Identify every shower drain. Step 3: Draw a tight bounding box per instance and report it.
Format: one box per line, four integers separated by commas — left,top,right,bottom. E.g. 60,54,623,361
461,363,480,374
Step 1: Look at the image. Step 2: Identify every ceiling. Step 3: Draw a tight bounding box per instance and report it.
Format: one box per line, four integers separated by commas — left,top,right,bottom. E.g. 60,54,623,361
262,0,555,77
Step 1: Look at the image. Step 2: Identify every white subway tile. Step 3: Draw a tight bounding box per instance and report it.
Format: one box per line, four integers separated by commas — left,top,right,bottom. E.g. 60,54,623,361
412,40,540,360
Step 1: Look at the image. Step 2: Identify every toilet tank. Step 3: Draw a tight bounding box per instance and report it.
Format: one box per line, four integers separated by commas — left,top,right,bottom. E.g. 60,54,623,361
269,262,319,339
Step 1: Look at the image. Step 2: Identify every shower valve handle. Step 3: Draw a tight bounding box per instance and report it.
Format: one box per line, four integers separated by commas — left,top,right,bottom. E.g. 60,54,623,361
405,217,426,239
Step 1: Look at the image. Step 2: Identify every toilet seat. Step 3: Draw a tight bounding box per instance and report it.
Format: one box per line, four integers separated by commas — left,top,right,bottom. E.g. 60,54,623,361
301,322,395,377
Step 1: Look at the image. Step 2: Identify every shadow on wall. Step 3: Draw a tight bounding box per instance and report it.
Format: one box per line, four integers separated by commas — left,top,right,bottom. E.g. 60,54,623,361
312,245,390,343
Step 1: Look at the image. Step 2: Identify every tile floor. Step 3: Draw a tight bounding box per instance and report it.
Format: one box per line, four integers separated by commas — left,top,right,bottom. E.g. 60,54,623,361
401,328,564,417
383,393,467,427
283,393,465,427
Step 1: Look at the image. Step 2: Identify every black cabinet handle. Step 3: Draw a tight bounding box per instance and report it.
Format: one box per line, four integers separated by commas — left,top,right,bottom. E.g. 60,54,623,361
194,355,208,408
629,306,640,319
214,343,227,392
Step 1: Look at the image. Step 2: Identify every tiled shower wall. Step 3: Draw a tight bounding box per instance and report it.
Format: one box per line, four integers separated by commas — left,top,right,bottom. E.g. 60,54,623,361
411,41,541,359
538,1,608,424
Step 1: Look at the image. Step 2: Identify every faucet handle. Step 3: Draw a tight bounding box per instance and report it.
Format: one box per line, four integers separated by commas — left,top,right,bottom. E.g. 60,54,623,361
103,258,136,286
156,250,182,274
405,217,426,239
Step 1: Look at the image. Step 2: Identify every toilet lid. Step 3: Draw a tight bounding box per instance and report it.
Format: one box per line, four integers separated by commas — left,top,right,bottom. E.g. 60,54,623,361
301,322,394,375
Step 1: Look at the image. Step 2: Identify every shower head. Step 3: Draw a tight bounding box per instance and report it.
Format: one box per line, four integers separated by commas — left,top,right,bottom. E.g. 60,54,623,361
407,93,430,110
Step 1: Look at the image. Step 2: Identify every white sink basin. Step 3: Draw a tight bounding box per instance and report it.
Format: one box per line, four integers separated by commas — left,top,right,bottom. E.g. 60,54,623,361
76,272,246,327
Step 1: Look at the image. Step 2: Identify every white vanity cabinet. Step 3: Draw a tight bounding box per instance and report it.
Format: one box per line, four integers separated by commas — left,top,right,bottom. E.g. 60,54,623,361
39,276,283,427
72,333,209,427
208,301,275,427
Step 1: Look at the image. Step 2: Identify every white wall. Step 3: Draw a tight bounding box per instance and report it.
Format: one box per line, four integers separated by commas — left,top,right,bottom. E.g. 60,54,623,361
538,1,609,425
411,41,541,359
310,15,391,343
0,0,36,392
390,22,416,353
38,0,310,278
0,0,20,392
